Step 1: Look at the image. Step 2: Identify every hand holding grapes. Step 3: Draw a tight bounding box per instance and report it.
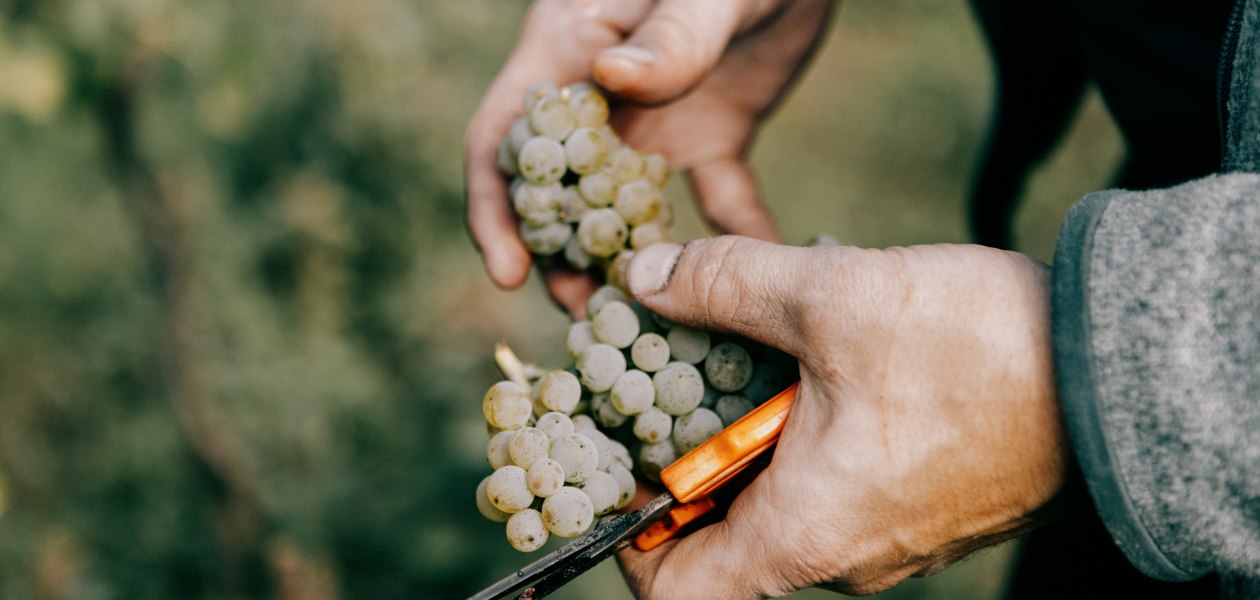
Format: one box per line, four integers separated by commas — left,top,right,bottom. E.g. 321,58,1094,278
617,237,1079,598
464,0,836,315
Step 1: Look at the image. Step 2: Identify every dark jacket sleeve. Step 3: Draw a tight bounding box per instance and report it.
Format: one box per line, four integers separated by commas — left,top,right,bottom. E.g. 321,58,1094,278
1051,174,1260,583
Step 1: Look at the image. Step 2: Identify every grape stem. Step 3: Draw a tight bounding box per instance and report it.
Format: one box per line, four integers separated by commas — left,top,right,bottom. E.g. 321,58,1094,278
494,342,532,388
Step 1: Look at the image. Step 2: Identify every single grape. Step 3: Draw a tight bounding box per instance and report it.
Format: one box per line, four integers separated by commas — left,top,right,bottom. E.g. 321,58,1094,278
497,137,518,176
579,470,619,516
578,170,618,207
523,81,559,114
614,179,662,226
509,427,551,468
605,251,634,295
638,440,678,483
541,486,594,537
535,412,575,444
476,476,513,523
483,381,532,430
715,395,756,427
667,326,711,364
568,86,610,128
487,465,534,513
576,343,626,392
704,342,754,392
630,332,670,372
608,440,633,471
607,463,636,510
530,96,577,141
564,127,610,175
526,457,566,498
592,300,639,349
672,408,723,454
566,322,598,360
550,433,599,483
607,146,646,183
538,370,581,414
630,222,669,250
520,221,570,256
518,137,567,185
571,414,597,433
610,369,654,415
633,407,673,444
508,116,535,155
559,185,590,224
512,182,563,225
586,285,630,318
653,362,705,415
576,209,628,258
743,362,785,403
487,430,515,469
563,236,595,270
644,152,670,187
507,508,549,552
595,399,629,428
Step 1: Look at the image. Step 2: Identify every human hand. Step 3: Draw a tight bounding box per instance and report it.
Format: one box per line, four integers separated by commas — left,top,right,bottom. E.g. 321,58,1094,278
617,237,1079,598
464,0,835,316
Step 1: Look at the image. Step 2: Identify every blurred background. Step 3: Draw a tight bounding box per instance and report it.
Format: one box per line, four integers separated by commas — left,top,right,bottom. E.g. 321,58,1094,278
0,0,1124,598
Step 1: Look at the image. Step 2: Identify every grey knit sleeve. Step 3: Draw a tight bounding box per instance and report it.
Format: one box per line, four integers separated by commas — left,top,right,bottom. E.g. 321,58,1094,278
1051,173,1260,583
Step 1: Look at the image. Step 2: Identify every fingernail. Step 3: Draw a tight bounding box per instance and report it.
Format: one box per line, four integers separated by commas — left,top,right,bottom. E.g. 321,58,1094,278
600,45,658,66
629,242,682,297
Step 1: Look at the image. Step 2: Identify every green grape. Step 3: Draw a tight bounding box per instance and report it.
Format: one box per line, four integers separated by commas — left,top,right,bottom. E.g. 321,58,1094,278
743,363,785,403
579,426,614,472
586,285,630,319
608,440,633,471
487,430,515,469
509,427,551,468
560,185,590,224
638,440,678,483
630,332,670,372
704,342,753,392
568,85,610,128
633,407,673,444
644,152,670,187
595,399,629,428
487,465,534,513
541,486,594,537
607,463,636,510
715,395,755,427
630,222,669,250
497,137,518,176
535,412,575,443
566,321,597,359
538,370,581,414
476,476,513,523
520,221,571,256
518,137,567,185
592,300,639,348
512,181,563,225
523,81,559,114
578,470,619,516
483,381,532,430
550,433,598,483
578,170,617,207
571,414,597,433
526,457,566,498
529,96,577,141
672,408,723,454
610,369,654,415
653,362,705,415
576,208,628,258
564,127,610,175
508,116,535,155
576,343,626,392
607,146,646,183
667,326,711,364
563,236,594,271
613,179,662,226
507,508,549,552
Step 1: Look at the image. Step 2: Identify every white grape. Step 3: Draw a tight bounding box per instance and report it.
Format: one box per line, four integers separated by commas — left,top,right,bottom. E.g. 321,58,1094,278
715,395,756,427
576,208,628,258
607,146,646,183
644,152,670,187
506,508,549,552
633,407,673,444
560,185,590,224
550,433,598,483
512,181,563,225
519,221,570,256
595,399,629,428
525,457,566,498
565,321,598,360
523,81,559,114
487,465,534,513
704,342,753,392
578,170,617,207
630,222,669,249
497,137,518,176
564,127,610,175
509,427,551,468
592,300,639,348
630,333,670,372
508,116,535,155
529,96,577,141
563,236,595,270
535,412,575,443
578,470,619,516
605,251,634,294
483,381,533,430
568,85,610,128
538,370,581,414
608,463,636,510
613,179,661,226
580,426,614,472
575,343,626,392
638,441,678,483
667,326,711,364
652,362,705,415
541,487,594,537
610,369,654,415
672,408,723,454
649,200,675,228
476,476,513,523
586,285,630,318
570,414,597,433
487,430,515,469
608,440,633,471
518,137,567,185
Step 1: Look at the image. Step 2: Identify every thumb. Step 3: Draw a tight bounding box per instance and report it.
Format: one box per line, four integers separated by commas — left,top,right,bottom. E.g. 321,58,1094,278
627,237,812,356
592,0,748,104
617,515,782,600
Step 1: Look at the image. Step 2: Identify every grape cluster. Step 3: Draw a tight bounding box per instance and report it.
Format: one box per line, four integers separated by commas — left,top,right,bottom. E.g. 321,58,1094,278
498,82,672,283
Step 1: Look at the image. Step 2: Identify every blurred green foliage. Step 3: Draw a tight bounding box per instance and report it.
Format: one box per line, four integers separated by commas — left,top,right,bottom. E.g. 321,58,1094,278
0,1,1122,599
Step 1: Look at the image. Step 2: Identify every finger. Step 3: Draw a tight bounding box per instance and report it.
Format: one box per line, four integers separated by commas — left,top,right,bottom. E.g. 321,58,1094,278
617,517,774,600
626,237,814,356
592,0,749,104
542,268,600,320
688,158,781,242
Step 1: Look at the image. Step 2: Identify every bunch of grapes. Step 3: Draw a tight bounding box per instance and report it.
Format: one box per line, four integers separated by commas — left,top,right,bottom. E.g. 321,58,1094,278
498,81,672,285
475,82,796,553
